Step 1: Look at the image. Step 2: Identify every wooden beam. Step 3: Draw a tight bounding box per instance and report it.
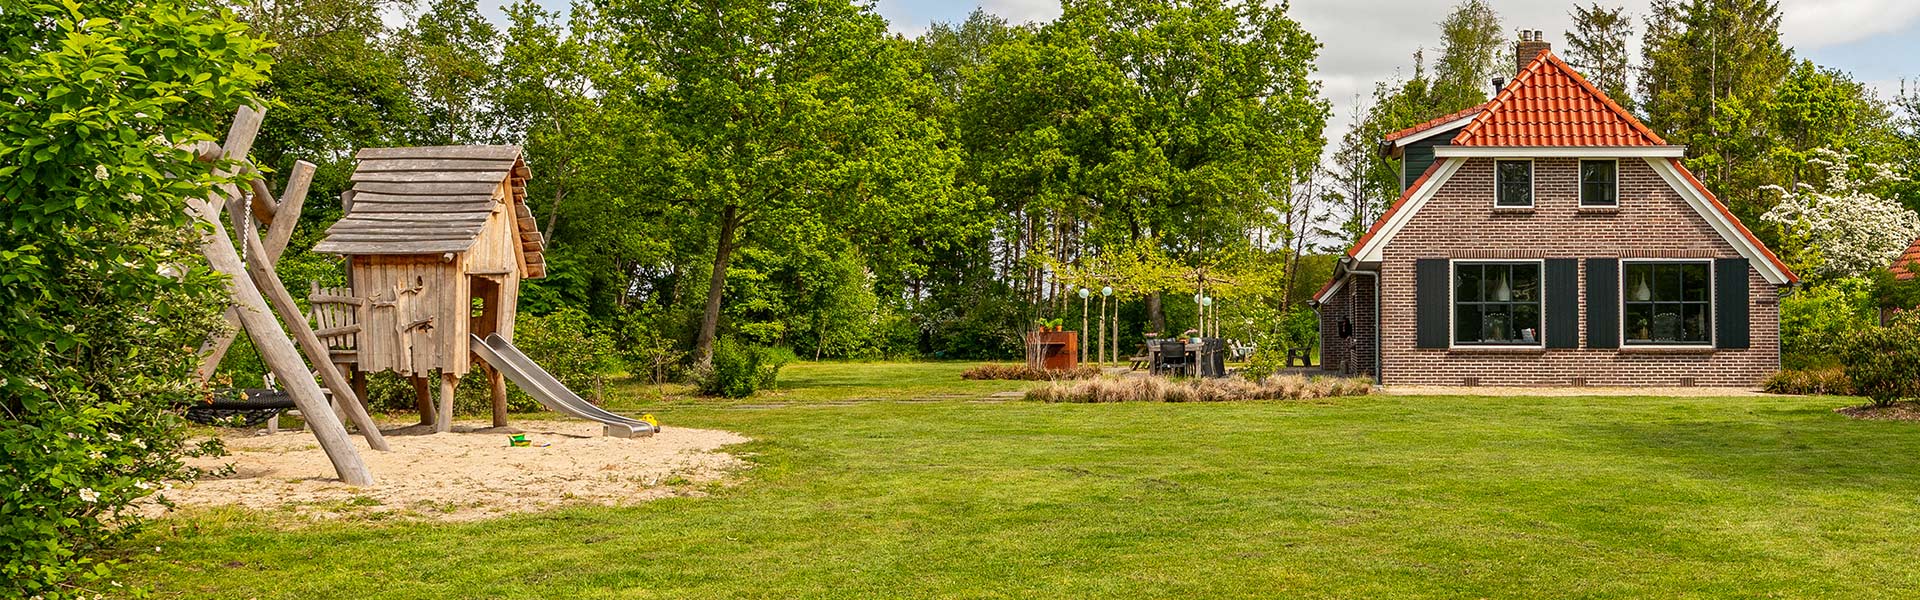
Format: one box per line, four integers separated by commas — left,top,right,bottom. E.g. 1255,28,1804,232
309,293,365,305
261,161,314,258
484,363,507,428
189,194,373,485
242,227,390,452
411,376,435,427
357,145,521,160
437,371,457,433
314,324,362,338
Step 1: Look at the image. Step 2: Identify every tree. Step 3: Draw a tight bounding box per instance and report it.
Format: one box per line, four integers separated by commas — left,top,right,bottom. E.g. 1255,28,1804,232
1760,148,1920,280
404,0,498,145
0,0,269,595
604,0,967,364
1638,0,1791,225
1429,0,1505,110
1564,3,1634,111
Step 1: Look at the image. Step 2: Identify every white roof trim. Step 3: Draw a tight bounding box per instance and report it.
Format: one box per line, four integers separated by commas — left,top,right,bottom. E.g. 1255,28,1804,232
1391,114,1478,148
1642,157,1792,285
1314,273,1348,305
1434,146,1686,158
1352,157,1467,263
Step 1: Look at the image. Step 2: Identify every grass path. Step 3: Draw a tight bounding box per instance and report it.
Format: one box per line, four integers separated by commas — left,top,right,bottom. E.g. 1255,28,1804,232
122,364,1920,598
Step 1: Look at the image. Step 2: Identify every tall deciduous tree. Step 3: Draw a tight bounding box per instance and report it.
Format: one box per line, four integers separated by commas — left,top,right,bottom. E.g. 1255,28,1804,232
405,0,498,145
604,0,967,364
1638,0,1791,224
1564,2,1634,111
1430,0,1505,111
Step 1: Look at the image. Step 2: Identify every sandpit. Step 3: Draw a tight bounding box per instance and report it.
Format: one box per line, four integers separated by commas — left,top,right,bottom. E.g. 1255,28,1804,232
154,420,749,522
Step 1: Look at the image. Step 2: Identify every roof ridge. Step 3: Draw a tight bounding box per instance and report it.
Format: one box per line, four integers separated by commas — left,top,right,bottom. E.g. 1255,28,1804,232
1450,50,1666,147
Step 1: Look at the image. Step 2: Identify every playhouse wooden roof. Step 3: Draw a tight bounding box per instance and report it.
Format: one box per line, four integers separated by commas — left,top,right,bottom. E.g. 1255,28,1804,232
313,145,546,278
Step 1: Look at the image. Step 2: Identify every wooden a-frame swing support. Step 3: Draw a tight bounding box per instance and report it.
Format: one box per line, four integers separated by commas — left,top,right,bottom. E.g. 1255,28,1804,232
189,106,384,486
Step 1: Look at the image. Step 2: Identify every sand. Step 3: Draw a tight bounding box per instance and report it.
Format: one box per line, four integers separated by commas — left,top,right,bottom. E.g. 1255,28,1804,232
153,420,749,522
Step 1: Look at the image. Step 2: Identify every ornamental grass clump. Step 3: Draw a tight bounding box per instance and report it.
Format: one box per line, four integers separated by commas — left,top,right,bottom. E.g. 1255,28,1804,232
1027,374,1372,403
961,364,1102,381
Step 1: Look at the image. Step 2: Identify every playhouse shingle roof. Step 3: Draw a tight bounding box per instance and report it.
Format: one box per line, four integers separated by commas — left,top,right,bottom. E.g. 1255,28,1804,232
313,145,546,278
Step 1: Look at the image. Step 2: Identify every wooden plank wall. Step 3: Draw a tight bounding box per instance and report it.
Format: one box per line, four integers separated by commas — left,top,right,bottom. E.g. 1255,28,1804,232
463,179,522,340
351,255,471,377
308,283,364,364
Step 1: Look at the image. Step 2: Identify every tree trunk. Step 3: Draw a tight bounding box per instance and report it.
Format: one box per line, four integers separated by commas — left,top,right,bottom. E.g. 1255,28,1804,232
694,204,740,365
1147,291,1166,335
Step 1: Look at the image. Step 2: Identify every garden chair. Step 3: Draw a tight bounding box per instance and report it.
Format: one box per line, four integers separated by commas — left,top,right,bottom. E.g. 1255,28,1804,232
1154,340,1191,376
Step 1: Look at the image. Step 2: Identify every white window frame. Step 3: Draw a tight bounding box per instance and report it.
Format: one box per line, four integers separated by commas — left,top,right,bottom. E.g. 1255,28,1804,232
1579,158,1620,207
1618,258,1716,348
1492,158,1535,208
1448,258,1548,349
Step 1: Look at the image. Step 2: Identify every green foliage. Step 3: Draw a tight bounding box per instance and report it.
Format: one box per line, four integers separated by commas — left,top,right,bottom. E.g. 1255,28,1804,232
1838,310,1920,407
1762,367,1853,396
1778,278,1878,368
1870,267,1920,312
1563,3,1634,111
0,0,270,595
511,308,622,403
697,338,790,398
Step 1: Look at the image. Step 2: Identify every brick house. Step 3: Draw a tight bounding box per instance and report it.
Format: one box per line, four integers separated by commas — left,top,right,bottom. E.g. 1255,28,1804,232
1310,36,1798,387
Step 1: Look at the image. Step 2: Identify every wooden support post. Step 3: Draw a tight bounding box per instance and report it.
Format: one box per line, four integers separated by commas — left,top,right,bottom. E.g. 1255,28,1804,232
437,370,457,433
411,376,435,427
196,160,315,383
242,227,389,451
484,364,508,428
351,368,369,416
190,197,373,486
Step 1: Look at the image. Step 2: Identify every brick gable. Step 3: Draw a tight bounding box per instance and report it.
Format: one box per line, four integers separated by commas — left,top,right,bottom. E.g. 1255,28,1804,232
1366,157,1779,386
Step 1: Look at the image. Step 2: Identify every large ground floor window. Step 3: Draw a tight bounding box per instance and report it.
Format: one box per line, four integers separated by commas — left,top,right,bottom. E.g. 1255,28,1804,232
1454,262,1541,345
1623,261,1711,344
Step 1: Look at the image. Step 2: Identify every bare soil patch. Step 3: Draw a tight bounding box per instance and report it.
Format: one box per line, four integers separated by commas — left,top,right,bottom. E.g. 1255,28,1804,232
153,421,749,522
1837,401,1920,422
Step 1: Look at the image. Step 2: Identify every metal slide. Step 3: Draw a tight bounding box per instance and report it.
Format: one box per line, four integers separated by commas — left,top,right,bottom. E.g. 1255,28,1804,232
470,333,657,438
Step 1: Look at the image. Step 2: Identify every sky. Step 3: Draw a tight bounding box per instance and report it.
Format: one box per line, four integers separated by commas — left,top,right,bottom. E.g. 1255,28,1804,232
455,0,1920,156
866,0,1920,156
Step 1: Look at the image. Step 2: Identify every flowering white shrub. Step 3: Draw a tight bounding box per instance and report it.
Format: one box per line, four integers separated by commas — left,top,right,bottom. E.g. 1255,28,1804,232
1761,148,1920,281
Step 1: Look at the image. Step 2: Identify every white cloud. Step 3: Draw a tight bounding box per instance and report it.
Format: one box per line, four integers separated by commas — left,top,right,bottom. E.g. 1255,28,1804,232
1779,0,1920,48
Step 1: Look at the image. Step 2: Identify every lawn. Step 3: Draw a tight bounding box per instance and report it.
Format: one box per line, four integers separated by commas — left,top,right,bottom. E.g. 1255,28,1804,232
122,362,1920,598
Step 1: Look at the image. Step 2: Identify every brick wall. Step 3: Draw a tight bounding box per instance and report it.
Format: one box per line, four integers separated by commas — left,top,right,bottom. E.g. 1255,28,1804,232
1317,273,1377,378
1375,157,1782,387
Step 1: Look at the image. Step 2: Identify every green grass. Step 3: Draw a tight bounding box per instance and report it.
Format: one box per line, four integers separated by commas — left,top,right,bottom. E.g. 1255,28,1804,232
607,360,1044,406
121,362,1920,598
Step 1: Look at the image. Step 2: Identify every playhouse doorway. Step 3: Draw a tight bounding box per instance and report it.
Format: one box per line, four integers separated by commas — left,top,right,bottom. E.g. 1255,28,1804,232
470,275,506,339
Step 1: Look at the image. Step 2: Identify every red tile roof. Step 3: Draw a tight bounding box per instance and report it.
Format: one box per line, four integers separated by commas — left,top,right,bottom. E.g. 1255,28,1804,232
1381,103,1487,144
1451,50,1667,147
1666,157,1798,283
1893,235,1920,280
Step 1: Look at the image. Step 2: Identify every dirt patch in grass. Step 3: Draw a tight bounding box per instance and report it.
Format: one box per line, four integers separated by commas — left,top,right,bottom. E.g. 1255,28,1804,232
152,421,748,522
1837,401,1920,422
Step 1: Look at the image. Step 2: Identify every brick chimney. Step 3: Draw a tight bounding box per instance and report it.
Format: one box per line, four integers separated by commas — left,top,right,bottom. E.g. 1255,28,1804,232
1515,29,1549,73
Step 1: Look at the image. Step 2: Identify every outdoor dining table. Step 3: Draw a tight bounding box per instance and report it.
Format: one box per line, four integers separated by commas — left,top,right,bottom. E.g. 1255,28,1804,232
1147,338,1224,377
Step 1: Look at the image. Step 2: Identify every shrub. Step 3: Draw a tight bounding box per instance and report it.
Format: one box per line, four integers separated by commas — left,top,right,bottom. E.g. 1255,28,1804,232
1762,367,1853,396
512,308,622,403
697,339,791,398
1838,310,1920,407
1779,278,1876,368
960,364,1102,381
1026,375,1373,403
0,0,269,595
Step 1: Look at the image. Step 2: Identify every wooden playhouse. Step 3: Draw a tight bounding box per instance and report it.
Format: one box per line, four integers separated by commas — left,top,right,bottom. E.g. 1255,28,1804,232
310,145,546,431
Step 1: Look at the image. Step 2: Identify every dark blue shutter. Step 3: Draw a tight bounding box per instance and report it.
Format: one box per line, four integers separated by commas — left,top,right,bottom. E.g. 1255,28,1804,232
1545,259,1579,348
1715,258,1750,349
1415,259,1450,348
1585,258,1619,349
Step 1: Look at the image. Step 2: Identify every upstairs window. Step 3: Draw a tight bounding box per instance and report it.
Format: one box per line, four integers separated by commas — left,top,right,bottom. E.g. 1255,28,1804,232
1623,262,1711,345
1496,160,1532,207
1581,159,1618,206
1454,262,1541,345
